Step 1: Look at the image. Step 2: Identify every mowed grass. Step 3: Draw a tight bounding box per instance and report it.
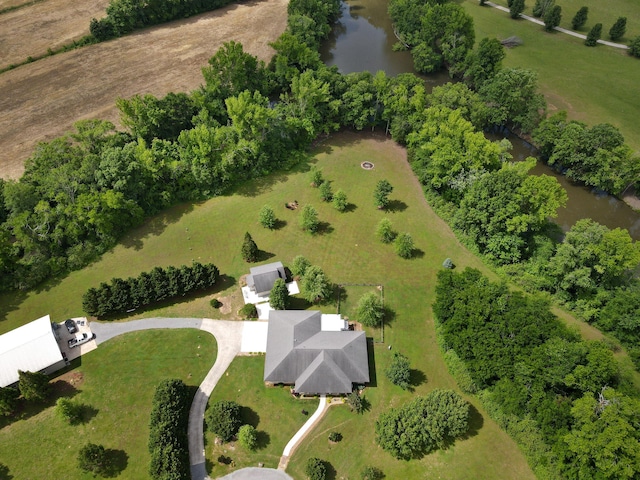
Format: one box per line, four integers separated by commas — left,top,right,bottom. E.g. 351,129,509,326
486,0,640,38
204,356,319,474
0,329,216,479
0,132,534,478
461,0,640,152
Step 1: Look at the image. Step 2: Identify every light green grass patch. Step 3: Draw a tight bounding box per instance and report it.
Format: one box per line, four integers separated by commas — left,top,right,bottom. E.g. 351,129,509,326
0,329,216,479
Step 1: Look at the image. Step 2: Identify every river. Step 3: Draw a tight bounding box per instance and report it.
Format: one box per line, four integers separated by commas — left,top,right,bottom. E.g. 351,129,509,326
319,0,640,240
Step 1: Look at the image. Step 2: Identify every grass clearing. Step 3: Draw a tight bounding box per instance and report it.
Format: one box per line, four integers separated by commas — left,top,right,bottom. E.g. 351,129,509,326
205,356,318,473
0,132,535,478
462,0,640,151
0,329,216,479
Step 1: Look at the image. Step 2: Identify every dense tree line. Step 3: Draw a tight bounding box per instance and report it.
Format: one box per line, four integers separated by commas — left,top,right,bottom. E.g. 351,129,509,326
148,379,191,480
82,262,219,317
90,0,238,40
434,268,640,479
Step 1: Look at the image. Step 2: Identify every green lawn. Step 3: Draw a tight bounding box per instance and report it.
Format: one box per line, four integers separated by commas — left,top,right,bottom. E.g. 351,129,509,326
0,132,536,478
0,329,216,479
462,0,640,152
205,356,319,474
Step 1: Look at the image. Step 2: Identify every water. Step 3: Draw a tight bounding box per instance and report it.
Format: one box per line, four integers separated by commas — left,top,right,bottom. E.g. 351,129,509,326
320,0,640,240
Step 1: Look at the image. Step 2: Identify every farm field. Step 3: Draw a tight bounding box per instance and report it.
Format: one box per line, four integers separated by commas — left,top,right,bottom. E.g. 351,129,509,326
0,329,216,479
0,132,538,478
462,0,640,152
0,0,287,180
0,0,109,69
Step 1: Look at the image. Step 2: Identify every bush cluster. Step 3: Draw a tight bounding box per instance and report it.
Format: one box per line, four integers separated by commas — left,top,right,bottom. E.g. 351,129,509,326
148,379,191,480
82,262,219,317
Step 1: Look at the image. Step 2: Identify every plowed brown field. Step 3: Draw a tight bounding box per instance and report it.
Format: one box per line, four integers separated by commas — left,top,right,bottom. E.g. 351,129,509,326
0,0,109,69
0,0,287,179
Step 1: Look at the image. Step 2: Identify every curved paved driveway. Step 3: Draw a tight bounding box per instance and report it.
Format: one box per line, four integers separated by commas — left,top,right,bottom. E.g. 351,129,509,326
90,318,243,480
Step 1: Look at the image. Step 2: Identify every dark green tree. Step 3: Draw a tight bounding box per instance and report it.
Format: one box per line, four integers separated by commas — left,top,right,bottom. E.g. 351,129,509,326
543,5,562,32
346,391,366,414
241,232,258,263
463,37,506,90
238,424,258,451
206,400,242,442
305,457,327,480
385,352,411,389
394,232,414,259
301,265,332,303
270,278,290,310
374,180,393,209
532,0,554,18
332,189,348,212
376,218,396,244
609,17,627,41
300,204,320,233
259,205,277,229
571,6,588,30
630,36,640,57
319,181,333,202
585,23,602,46
18,370,50,402
0,387,19,416
356,292,385,327
510,0,525,19
77,443,109,476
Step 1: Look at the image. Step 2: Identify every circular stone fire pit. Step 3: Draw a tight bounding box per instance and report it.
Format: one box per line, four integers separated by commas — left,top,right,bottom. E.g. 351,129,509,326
361,161,374,170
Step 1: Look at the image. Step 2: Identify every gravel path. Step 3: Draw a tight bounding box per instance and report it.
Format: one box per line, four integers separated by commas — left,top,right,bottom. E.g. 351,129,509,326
90,318,243,480
486,2,629,49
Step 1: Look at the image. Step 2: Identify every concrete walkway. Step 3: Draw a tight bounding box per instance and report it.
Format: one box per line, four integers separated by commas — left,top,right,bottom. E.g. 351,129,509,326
90,318,243,480
218,468,293,480
278,395,328,471
486,2,629,49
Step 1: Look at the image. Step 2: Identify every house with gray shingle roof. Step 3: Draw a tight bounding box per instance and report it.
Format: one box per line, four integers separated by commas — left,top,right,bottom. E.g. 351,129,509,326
246,261,286,297
264,310,369,395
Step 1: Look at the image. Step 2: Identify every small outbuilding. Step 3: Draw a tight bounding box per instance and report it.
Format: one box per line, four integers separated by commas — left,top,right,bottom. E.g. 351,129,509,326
0,314,65,388
264,310,369,395
246,261,287,297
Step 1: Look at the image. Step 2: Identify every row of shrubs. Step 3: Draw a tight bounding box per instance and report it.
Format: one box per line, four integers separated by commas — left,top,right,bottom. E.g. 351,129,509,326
82,262,219,317
148,379,191,480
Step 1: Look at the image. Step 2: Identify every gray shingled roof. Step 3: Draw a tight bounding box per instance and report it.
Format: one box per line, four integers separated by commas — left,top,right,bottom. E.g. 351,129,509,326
247,262,286,296
264,310,369,395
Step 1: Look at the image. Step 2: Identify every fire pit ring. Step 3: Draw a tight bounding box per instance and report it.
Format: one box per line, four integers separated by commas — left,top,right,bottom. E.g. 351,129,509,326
361,161,374,170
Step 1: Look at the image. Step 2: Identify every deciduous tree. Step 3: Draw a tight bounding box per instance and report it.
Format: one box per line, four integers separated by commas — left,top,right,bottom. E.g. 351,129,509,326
238,424,258,451
395,232,414,259
376,218,396,244
259,205,277,229
301,265,332,303
18,370,50,402
291,255,311,277
300,204,320,233
206,400,241,442
385,352,411,389
332,189,348,211
0,387,19,416
319,181,333,202
356,292,384,327
374,180,393,209
77,443,109,476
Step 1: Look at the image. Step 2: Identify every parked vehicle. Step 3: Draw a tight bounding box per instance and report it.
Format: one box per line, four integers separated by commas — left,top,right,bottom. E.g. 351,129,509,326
65,319,77,334
68,332,89,348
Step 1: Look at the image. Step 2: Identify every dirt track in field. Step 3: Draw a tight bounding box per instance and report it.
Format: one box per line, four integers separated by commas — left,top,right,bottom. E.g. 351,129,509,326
0,0,288,179
0,0,109,69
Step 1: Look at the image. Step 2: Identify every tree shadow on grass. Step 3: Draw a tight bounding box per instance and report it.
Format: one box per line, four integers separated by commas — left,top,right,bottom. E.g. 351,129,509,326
0,463,13,480
102,449,128,478
77,403,99,424
256,250,275,262
410,248,425,259
288,296,312,310
462,403,484,441
342,202,358,213
386,199,408,213
382,306,396,327
234,172,291,198
240,406,260,428
0,289,27,324
324,461,337,480
314,222,334,235
121,202,195,251
409,369,427,389
255,430,271,450
272,219,287,230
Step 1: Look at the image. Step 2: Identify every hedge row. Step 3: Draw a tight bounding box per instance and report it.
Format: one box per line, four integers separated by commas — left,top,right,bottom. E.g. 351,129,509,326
148,379,191,480
82,262,218,317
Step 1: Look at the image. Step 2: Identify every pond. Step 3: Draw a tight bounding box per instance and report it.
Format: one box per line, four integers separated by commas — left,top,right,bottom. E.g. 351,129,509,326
320,0,640,240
